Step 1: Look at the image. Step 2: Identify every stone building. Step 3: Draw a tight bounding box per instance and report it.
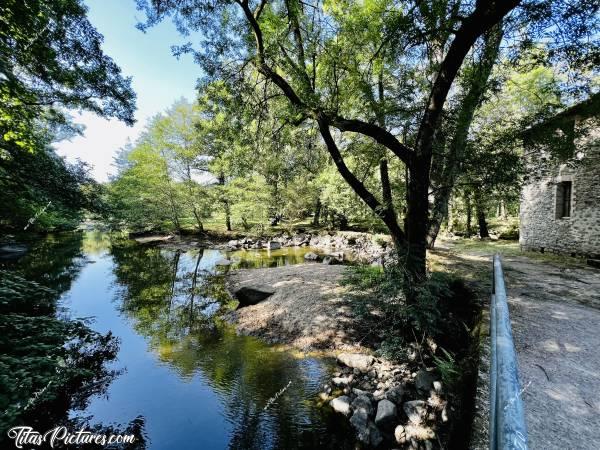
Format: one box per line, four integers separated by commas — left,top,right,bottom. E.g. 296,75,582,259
519,94,600,260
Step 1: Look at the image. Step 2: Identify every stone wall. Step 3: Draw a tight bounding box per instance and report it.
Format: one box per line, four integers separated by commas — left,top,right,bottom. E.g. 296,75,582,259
520,118,600,258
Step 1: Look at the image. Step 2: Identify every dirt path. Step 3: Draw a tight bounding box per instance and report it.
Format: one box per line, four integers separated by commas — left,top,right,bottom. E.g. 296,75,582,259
435,242,600,450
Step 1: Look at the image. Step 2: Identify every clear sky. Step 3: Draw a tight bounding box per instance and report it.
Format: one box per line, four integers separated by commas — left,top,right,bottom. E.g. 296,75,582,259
54,0,200,182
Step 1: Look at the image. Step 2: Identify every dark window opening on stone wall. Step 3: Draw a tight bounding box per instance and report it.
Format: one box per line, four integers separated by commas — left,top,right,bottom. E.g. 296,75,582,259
556,181,572,218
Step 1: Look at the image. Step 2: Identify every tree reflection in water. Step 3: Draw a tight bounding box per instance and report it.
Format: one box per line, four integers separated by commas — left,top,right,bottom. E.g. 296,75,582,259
0,233,147,449
110,243,354,450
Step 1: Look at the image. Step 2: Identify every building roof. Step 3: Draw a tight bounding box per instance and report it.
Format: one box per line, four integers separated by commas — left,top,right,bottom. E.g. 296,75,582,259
523,92,600,138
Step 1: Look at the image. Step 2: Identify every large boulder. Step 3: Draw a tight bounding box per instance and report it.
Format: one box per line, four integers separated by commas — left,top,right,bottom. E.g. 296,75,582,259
330,395,352,417
374,399,397,429
350,409,383,447
337,353,375,372
233,285,275,308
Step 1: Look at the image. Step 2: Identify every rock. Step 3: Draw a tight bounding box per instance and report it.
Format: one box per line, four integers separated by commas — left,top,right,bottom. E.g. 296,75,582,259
304,252,319,261
415,369,437,394
265,241,281,250
323,384,332,395
215,258,232,266
330,395,352,417
343,386,351,395
233,285,275,307
337,353,375,372
403,400,427,425
132,235,173,244
404,423,435,441
351,395,374,417
329,251,344,261
385,385,405,405
349,409,369,440
367,422,384,447
322,256,333,265
352,388,373,399
372,389,385,401
375,399,397,429
349,411,383,447
395,425,406,444
227,240,239,248
433,381,442,392
331,376,352,387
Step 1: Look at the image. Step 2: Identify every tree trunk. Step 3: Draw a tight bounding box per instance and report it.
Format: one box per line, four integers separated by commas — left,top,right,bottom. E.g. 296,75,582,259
169,250,181,312
192,207,204,232
404,160,429,284
466,192,473,236
475,192,490,238
218,173,232,231
477,208,490,238
313,197,321,226
427,24,503,248
447,196,454,232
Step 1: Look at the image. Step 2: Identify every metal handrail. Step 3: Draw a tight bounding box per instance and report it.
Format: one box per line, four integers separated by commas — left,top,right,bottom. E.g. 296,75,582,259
490,254,528,450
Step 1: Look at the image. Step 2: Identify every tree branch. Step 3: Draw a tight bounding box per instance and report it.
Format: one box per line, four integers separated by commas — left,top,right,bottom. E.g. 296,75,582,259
329,116,415,167
416,1,521,158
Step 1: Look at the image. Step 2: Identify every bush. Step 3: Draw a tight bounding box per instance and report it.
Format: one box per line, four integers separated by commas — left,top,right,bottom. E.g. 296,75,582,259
342,265,478,360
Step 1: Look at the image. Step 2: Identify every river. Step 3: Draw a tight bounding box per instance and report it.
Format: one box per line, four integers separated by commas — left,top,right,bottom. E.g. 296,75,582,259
2,231,354,449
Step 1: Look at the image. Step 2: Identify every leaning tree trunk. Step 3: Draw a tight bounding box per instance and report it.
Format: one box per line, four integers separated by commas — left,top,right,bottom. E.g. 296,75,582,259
427,24,503,248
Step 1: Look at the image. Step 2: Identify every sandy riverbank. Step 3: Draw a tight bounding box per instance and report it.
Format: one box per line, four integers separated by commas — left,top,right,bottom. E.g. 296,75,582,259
225,263,367,353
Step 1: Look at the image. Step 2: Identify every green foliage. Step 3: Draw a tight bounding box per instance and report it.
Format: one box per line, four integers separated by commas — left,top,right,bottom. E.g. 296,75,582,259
1,0,135,151
342,266,478,360
108,102,215,232
0,141,102,232
432,348,460,388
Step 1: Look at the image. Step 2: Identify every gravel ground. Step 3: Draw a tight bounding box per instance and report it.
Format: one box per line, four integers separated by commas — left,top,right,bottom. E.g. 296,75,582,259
225,263,363,352
435,242,600,450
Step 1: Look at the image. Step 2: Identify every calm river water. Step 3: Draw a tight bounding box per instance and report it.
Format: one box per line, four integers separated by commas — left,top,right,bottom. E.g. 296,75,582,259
3,232,354,450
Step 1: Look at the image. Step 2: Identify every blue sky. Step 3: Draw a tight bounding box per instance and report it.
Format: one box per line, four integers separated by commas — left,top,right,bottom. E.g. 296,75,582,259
55,0,200,182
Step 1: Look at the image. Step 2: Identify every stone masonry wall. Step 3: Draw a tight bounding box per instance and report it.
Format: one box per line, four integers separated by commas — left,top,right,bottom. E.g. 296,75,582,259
520,119,600,258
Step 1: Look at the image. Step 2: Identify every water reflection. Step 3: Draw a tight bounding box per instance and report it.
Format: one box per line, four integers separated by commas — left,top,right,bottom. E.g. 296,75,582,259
57,234,354,450
226,247,322,269
0,232,146,448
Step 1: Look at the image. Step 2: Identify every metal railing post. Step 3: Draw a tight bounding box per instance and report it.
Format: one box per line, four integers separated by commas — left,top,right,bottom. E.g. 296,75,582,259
490,254,528,450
